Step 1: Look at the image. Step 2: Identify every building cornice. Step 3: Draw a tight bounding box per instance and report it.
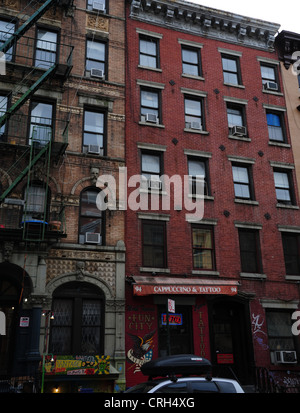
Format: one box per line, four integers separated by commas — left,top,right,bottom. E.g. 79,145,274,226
275,30,300,69
130,0,280,50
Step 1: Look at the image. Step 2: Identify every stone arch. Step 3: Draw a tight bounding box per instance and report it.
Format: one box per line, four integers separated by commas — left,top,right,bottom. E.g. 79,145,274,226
45,271,114,303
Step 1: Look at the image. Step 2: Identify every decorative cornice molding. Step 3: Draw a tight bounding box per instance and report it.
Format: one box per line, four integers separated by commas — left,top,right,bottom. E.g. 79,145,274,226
275,30,300,69
130,0,280,50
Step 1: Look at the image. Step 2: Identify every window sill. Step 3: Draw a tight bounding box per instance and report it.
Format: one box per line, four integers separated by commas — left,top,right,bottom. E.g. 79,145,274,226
192,270,220,276
182,73,205,81
188,194,214,201
228,134,251,142
276,203,299,210
262,89,284,97
234,199,259,206
139,121,165,128
184,128,209,135
138,65,162,72
223,83,245,89
140,267,170,273
268,141,291,148
139,188,168,196
285,275,300,281
240,272,267,279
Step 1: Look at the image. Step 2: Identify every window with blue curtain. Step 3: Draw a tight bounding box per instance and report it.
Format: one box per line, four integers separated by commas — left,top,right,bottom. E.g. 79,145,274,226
266,112,284,141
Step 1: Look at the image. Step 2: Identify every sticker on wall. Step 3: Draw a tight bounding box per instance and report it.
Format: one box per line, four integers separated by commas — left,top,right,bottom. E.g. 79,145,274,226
127,330,156,374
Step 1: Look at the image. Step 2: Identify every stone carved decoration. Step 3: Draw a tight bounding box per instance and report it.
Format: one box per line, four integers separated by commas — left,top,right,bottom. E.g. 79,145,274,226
90,167,100,185
86,14,109,32
131,0,279,50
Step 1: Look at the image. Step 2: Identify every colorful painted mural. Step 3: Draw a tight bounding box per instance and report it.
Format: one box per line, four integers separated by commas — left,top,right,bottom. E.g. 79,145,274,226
44,355,110,376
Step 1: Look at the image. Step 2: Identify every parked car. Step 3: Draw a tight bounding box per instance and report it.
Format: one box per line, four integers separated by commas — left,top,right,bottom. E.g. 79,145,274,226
125,354,244,393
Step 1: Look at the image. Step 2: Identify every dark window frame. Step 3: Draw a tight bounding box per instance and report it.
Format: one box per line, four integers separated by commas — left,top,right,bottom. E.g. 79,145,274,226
232,163,255,201
82,107,106,154
226,103,247,130
50,281,105,355
85,37,108,79
238,228,263,274
34,26,59,69
79,186,105,245
192,225,216,271
221,54,242,86
282,232,300,275
181,45,202,77
184,95,205,131
142,220,167,269
140,149,164,192
266,110,287,143
139,34,160,69
273,168,296,205
0,17,16,62
188,156,210,197
27,99,55,145
140,87,162,124
260,63,280,90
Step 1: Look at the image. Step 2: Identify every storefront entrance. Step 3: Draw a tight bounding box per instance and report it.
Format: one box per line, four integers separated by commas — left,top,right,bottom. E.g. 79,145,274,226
157,305,193,357
208,298,254,385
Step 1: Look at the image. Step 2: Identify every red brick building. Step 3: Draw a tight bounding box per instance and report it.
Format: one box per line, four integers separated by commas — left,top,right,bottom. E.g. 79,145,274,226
125,0,300,391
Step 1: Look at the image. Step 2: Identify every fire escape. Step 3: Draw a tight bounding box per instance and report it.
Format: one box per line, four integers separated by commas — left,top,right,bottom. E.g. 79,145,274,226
0,0,73,243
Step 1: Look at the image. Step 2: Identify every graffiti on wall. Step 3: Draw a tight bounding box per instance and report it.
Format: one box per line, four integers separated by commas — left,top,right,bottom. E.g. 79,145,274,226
251,313,268,350
44,355,110,375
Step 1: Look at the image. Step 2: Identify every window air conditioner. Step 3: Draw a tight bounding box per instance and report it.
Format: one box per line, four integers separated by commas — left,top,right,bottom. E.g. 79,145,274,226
145,113,158,123
88,145,103,155
190,121,201,130
148,178,162,190
264,81,278,91
92,1,105,12
85,232,102,244
275,350,297,364
231,125,247,137
90,68,104,79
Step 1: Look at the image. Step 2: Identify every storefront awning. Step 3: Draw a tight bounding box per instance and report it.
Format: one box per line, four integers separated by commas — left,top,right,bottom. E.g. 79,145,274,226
132,276,239,296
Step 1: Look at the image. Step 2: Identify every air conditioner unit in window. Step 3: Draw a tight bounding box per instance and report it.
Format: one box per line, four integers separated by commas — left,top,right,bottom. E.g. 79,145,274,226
88,145,103,155
191,121,201,130
92,1,105,12
231,125,247,137
145,113,158,123
90,68,104,79
85,232,102,244
275,350,297,364
148,178,162,190
264,81,278,91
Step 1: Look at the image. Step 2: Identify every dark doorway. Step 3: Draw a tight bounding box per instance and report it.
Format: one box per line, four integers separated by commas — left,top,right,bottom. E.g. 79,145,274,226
157,305,193,357
208,298,254,385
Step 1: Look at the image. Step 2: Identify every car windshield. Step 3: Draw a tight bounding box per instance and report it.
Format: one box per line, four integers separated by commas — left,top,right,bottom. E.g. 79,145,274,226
125,381,160,393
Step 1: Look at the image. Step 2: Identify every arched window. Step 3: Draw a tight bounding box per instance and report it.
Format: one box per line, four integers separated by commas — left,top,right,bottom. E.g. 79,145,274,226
49,282,105,355
79,187,104,245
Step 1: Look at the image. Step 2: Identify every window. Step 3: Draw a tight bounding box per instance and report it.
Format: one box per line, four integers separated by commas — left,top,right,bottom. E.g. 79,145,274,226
35,29,57,69
140,88,160,124
142,221,166,268
238,229,262,273
79,188,103,245
50,282,104,355
188,158,208,196
192,226,215,270
0,19,15,61
282,233,300,275
184,97,204,130
23,183,48,221
141,151,162,190
182,46,202,77
273,170,294,205
266,311,298,355
29,101,54,145
83,109,104,153
222,55,241,85
266,111,285,142
87,0,106,12
86,39,106,78
232,164,254,200
0,94,7,140
227,104,246,129
260,64,279,90
139,35,159,69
